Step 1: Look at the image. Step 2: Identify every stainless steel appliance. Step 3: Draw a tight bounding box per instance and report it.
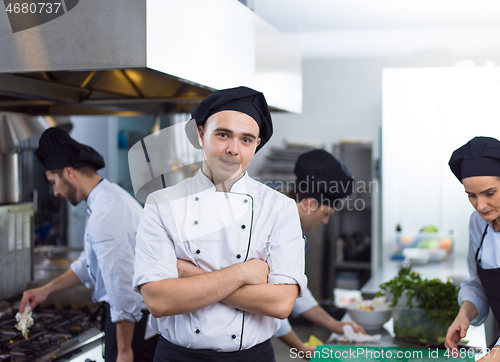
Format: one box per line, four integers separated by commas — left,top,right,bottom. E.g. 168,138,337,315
0,0,302,116
0,153,21,205
0,203,34,300
0,114,52,206
0,305,102,361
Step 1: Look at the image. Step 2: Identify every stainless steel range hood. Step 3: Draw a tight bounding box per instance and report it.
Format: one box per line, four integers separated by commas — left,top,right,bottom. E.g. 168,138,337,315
0,0,302,116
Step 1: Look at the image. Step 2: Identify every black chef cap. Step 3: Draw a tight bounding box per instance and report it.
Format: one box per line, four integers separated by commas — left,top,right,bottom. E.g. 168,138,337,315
448,136,500,182
294,149,355,206
185,86,273,152
36,128,105,171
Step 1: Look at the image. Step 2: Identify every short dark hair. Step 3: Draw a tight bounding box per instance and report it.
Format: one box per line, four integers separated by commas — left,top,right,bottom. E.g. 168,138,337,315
51,166,96,178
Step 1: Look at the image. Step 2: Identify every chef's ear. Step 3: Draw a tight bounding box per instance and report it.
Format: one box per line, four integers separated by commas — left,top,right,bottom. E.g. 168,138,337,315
64,167,76,180
197,125,205,148
306,198,319,212
298,197,314,212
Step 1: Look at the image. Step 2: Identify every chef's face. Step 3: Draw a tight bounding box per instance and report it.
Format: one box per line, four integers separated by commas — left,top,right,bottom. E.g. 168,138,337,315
45,169,80,206
298,198,335,230
197,110,261,185
462,176,500,223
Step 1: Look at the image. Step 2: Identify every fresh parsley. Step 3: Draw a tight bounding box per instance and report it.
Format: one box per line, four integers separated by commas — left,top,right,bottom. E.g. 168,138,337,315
377,265,460,326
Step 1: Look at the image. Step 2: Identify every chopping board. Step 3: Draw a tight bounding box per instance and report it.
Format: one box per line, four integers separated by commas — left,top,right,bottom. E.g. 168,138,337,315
309,345,474,361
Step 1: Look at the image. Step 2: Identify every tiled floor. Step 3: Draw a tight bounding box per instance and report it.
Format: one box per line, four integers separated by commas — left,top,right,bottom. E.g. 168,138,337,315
272,322,333,362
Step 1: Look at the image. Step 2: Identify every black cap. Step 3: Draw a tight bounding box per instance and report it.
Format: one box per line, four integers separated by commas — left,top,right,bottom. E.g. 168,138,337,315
185,86,273,152
294,149,355,205
36,128,105,171
449,136,500,182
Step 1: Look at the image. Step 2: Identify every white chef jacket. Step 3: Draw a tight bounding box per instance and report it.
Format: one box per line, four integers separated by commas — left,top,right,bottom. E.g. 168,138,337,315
70,179,145,324
133,169,307,352
459,210,500,346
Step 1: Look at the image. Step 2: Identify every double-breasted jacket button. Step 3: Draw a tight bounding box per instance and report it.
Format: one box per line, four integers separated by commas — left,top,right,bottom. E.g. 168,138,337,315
194,220,198,225
241,225,246,229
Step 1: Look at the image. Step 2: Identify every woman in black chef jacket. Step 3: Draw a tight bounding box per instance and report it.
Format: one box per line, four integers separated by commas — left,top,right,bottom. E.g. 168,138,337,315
445,136,500,360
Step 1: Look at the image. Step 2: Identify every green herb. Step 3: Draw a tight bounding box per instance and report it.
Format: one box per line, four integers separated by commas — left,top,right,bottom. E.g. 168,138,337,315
376,265,460,326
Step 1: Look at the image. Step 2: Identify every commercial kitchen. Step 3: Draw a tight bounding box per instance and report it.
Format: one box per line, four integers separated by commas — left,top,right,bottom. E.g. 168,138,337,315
2,1,500,361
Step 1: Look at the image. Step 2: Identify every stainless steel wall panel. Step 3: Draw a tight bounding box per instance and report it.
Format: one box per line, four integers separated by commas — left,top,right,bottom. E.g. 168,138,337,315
0,203,34,299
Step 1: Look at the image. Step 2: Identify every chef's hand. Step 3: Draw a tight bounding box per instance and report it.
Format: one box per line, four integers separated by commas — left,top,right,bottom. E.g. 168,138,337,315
445,314,469,357
334,321,366,335
177,258,206,278
19,286,50,313
241,258,269,285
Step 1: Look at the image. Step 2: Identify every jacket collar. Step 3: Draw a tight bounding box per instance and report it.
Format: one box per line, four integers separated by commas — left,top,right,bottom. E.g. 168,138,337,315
195,168,249,194
87,178,107,214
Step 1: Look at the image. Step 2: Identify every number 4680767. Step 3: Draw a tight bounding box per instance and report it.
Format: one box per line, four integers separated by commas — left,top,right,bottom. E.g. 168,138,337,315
5,3,62,14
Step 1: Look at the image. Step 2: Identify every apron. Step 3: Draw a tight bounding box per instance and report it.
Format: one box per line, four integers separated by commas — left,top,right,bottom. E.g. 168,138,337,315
475,224,500,326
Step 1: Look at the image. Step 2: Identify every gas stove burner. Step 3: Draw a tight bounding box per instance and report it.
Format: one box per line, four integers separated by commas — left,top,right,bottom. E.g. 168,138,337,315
0,306,102,362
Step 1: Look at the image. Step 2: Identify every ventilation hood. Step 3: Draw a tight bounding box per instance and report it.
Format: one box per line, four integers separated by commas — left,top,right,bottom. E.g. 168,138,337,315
0,0,302,116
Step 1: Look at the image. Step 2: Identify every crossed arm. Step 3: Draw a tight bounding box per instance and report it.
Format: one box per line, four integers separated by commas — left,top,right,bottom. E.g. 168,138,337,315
139,258,299,320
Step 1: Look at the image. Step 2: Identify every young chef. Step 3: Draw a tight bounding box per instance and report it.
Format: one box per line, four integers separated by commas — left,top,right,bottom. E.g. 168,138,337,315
445,136,500,360
273,149,365,355
133,86,307,361
19,128,148,362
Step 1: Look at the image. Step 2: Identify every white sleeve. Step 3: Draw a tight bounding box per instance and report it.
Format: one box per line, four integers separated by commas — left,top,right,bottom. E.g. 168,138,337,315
267,198,308,297
272,318,292,338
458,214,490,326
90,210,144,324
495,337,500,347
70,250,93,287
133,192,179,292
292,287,318,316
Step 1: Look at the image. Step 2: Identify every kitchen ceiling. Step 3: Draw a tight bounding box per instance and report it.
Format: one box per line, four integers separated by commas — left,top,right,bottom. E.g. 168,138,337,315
252,0,500,58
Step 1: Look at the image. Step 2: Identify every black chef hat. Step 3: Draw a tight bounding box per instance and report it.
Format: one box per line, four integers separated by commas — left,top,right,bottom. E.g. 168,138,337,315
36,128,105,171
294,149,355,206
185,86,273,152
449,136,500,182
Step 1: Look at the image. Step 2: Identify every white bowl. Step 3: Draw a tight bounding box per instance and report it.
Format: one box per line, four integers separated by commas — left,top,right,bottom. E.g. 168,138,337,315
402,248,430,265
429,248,447,262
346,301,392,330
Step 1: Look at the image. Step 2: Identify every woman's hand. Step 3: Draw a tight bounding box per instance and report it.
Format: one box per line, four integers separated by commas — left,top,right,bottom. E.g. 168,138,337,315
476,345,500,361
445,314,470,357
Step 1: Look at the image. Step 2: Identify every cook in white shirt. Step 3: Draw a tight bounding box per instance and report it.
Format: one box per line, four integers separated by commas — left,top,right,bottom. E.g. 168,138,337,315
273,150,366,354
70,178,145,323
20,128,147,362
133,86,307,362
445,136,500,359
